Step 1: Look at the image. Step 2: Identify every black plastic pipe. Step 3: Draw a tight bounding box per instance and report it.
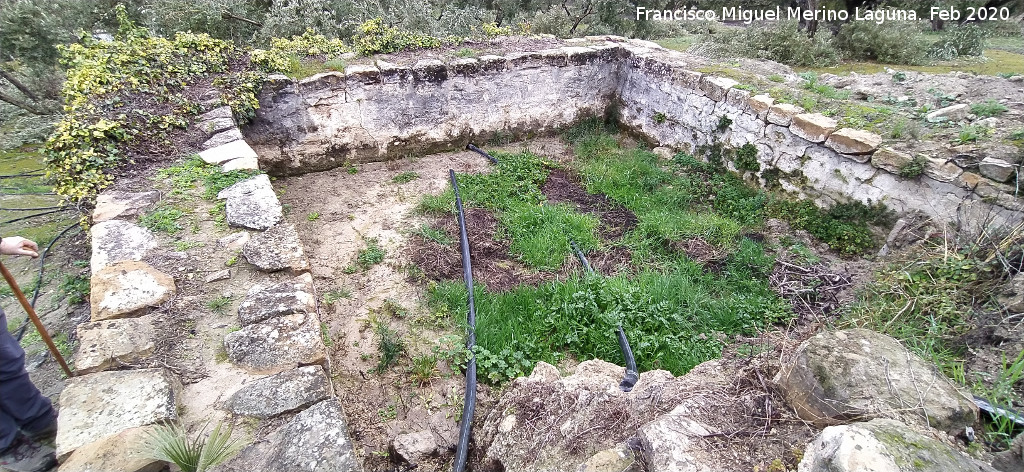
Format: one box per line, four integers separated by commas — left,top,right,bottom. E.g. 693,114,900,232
14,222,81,342
451,169,478,472
568,239,639,392
467,143,498,164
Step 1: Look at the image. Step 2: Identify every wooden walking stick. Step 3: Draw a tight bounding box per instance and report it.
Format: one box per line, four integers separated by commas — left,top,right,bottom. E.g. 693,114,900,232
0,261,73,377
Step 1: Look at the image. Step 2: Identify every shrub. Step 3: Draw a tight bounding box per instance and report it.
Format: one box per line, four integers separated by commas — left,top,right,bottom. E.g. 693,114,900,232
834,18,928,65
898,155,927,179
250,29,350,75
734,143,760,172
970,99,1008,118
929,24,987,60
351,18,454,56
690,21,840,67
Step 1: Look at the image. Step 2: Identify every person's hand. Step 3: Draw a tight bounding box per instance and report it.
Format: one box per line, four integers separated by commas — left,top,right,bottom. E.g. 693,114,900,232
0,236,39,258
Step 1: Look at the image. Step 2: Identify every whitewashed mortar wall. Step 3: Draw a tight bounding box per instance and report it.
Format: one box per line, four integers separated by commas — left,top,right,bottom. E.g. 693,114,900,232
246,37,1021,227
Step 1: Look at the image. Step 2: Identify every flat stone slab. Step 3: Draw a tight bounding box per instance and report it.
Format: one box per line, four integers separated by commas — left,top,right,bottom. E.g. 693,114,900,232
222,156,259,171
58,425,164,472
979,157,1016,183
242,223,310,273
74,316,157,374
199,139,259,165
90,261,176,321
56,368,180,460
217,174,282,230
766,103,804,126
90,220,157,273
825,128,882,155
238,273,316,326
92,190,160,223
202,127,244,149
790,113,838,143
209,399,360,472
223,313,326,374
226,365,330,418
925,103,969,123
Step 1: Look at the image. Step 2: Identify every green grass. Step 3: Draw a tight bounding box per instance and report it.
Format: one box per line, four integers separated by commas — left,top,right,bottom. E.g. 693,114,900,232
654,36,696,52
140,206,186,234
454,47,477,58
158,156,261,200
392,171,419,184
373,319,405,374
798,48,1024,77
412,224,453,245
322,288,352,305
57,274,89,305
206,295,232,315
345,238,386,273
970,99,1009,118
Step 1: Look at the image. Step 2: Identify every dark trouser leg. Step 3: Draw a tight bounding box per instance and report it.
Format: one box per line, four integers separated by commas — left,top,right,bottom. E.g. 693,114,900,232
0,307,55,450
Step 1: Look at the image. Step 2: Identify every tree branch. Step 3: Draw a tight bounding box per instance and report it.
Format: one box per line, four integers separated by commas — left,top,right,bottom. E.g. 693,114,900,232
0,69,40,101
0,89,48,115
221,11,263,27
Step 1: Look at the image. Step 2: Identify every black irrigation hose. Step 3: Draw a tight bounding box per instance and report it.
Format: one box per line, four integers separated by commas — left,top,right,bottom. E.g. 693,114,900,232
1,208,73,225
13,222,81,342
569,239,639,392
450,169,478,472
0,206,70,212
466,143,498,164
0,170,45,179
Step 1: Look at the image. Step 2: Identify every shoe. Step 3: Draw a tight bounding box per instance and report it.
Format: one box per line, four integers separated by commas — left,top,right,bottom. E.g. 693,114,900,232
22,416,57,444
0,434,57,472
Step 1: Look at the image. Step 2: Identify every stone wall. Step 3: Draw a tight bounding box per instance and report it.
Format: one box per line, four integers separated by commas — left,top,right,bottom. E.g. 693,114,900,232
246,36,1021,227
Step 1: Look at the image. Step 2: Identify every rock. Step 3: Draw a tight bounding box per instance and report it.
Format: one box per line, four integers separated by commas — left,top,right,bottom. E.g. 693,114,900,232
56,368,180,460
976,117,999,128
222,156,259,171
90,220,157,272
798,419,997,472
979,157,1017,183
993,431,1024,472
198,105,234,122
237,273,316,326
92,190,161,223
824,128,882,155
925,103,970,123
979,143,1023,165
790,114,838,143
201,127,244,149
766,103,804,126
922,155,964,183
199,139,259,165
223,313,326,373
392,430,437,464
218,231,250,250
208,399,360,472
638,404,721,472
217,174,282,230
73,316,157,374
58,425,164,472
580,445,638,472
748,94,774,120
652,147,673,159
698,76,737,102
778,329,977,435
226,365,330,418
242,223,310,273
997,273,1024,314
205,268,231,283
871,147,915,175
956,171,984,189
90,261,176,321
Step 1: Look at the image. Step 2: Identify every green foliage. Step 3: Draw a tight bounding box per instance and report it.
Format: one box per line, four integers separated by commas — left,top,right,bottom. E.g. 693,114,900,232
971,99,1009,118
716,115,732,132
733,143,760,172
144,422,243,472
692,21,840,67
413,224,453,245
44,7,258,201
352,18,451,56
346,238,386,272
391,171,419,184
373,319,405,374
930,24,988,60
322,288,352,305
206,295,232,314
975,350,1024,448
653,112,667,124
798,72,850,100
499,203,600,270
158,156,261,200
454,47,477,58
250,29,350,76
409,353,438,385
307,211,320,221
768,199,893,256
140,206,186,234
957,124,989,144
898,155,927,179
835,18,927,65
58,274,89,305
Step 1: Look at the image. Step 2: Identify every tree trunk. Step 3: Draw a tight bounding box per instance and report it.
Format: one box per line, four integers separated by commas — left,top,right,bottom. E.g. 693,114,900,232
0,90,48,115
0,70,40,101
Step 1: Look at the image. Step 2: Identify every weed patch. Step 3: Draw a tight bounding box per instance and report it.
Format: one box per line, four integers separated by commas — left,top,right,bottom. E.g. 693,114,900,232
346,238,386,273
140,206,186,234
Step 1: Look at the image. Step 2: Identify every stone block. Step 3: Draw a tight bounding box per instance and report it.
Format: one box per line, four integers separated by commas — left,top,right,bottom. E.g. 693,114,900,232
824,128,882,155
90,220,156,273
226,365,330,418
223,313,326,373
238,273,316,326
790,114,838,143
199,140,259,165
698,76,738,101
870,147,914,175
90,261,175,321
748,94,774,120
766,103,804,126
217,174,282,231
922,155,964,183
74,316,157,374
58,425,165,472
979,157,1017,183
222,156,259,172
92,190,161,223
925,103,969,123
202,128,244,150
242,223,310,274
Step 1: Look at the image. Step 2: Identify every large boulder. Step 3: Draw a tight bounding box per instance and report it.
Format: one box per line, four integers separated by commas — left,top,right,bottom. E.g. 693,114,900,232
90,220,157,272
56,368,180,460
89,261,176,321
798,419,996,472
226,365,330,418
778,329,977,435
216,174,282,230
209,399,361,472
237,273,316,326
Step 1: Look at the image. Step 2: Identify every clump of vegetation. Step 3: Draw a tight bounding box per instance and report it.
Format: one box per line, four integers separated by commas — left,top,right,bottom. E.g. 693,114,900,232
352,18,453,56
391,171,419,184
834,18,928,65
898,155,927,179
768,199,894,256
144,421,243,472
372,318,405,374
733,143,760,172
140,206,186,234
57,274,89,305
250,29,350,77
346,238,386,273
971,99,1009,118
798,72,850,100
691,21,840,67
957,124,989,144
44,6,260,201
206,295,232,315
158,156,261,200
929,24,988,60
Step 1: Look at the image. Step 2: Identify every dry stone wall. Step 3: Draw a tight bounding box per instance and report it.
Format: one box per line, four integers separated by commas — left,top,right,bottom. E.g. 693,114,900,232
247,36,1022,227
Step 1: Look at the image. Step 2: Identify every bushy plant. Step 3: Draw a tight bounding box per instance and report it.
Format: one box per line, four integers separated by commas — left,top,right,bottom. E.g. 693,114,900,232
250,29,350,74
929,24,988,60
834,18,928,65
690,21,840,67
351,18,454,56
